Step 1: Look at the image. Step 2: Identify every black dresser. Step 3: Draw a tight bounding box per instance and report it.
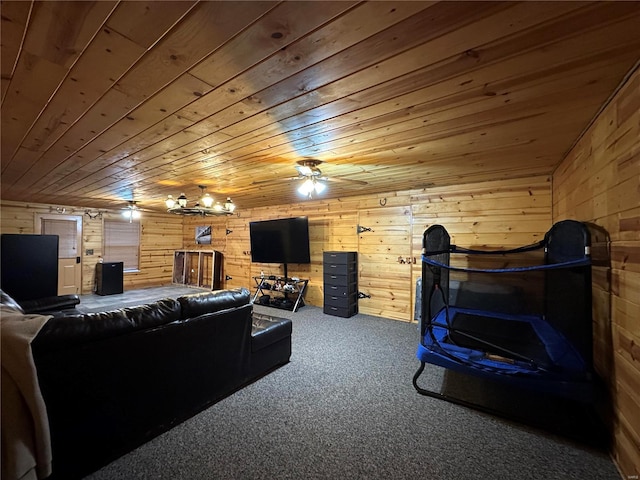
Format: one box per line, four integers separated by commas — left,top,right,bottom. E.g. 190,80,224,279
323,251,357,318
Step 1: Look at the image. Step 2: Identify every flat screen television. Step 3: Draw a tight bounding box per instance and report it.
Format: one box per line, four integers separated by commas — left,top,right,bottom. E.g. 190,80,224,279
250,217,311,274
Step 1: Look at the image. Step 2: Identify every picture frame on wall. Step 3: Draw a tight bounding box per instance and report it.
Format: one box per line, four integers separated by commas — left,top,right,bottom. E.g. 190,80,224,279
195,225,212,245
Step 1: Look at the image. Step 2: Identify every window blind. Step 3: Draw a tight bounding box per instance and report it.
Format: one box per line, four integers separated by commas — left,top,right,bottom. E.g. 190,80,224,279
103,219,140,271
42,218,77,258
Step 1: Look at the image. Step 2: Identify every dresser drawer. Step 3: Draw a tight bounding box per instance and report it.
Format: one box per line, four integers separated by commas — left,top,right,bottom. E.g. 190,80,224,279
323,271,357,286
323,261,356,276
323,303,358,318
324,292,357,308
323,283,357,297
323,251,356,264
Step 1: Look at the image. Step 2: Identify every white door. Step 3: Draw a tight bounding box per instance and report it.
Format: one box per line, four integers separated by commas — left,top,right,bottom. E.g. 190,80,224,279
36,215,83,295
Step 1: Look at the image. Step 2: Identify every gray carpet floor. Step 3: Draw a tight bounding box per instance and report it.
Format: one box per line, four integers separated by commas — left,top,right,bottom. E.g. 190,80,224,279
80,289,619,480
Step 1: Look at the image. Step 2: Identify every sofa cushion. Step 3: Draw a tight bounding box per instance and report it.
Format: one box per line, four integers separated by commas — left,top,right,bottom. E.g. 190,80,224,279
19,294,80,314
251,312,292,352
32,298,181,351
178,287,250,320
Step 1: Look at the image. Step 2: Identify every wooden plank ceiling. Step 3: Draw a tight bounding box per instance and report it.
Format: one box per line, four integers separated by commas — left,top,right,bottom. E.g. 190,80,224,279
1,1,639,212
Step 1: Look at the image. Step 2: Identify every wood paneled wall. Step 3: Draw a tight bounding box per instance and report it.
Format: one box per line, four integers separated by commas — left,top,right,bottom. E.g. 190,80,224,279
0,200,183,293
553,67,640,478
182,175,551,321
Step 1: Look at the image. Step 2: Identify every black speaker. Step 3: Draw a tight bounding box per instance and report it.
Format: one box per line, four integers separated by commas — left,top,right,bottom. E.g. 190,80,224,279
95,262,124,295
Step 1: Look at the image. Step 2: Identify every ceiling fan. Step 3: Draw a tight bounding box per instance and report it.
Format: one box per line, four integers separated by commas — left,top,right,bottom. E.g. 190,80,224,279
252,160,367,199
121,200,142,222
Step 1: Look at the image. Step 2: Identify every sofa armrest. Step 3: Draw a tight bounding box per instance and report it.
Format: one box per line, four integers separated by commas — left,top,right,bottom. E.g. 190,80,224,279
20,294,80,314
251,312,292,352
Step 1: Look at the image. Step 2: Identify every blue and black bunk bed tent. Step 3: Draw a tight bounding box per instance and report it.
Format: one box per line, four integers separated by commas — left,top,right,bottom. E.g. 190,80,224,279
413,220,596,409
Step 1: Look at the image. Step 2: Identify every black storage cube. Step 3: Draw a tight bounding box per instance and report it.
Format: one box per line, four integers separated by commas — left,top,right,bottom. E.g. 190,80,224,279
96,262,124,295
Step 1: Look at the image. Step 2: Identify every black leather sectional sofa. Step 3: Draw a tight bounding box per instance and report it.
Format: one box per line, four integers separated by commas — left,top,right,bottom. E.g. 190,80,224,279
21,287,291,479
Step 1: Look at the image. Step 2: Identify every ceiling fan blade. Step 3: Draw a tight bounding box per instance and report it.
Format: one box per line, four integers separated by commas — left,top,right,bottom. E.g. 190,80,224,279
119,200,153,212
323,176,368,185
251,176,301,186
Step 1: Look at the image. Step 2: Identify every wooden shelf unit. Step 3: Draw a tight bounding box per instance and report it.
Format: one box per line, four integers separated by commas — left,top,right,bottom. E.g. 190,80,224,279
172,250,222,290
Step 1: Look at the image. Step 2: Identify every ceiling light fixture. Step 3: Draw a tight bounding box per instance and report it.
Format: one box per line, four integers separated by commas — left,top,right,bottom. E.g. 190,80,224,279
298,177,326,198
166,185,236,216
122,201,141,223
122,209,141,222
296,160,327,199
